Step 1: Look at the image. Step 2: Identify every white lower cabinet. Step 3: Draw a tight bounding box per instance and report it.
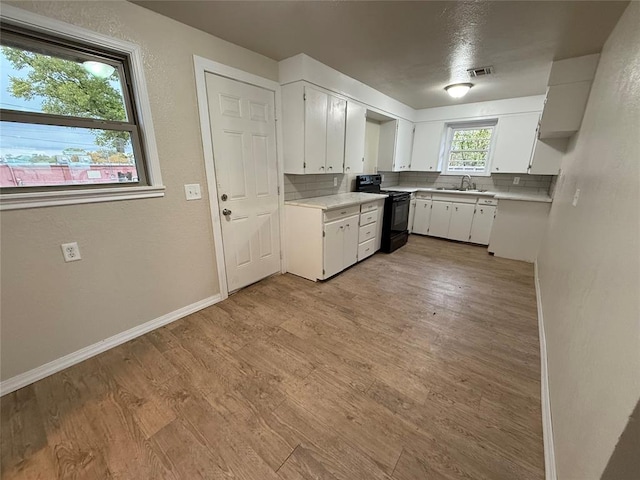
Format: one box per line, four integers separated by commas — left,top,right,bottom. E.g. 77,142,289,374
357,200,384,261
428,201,452,238
469,205,496,245
358,238,376,261
410,193,497,246
323,215,359,278
412,198,432,235
448,203,475,241
408,194,417,233
285,197,385,281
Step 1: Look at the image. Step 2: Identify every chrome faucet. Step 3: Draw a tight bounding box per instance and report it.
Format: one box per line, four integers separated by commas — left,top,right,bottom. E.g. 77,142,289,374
460,175,473,191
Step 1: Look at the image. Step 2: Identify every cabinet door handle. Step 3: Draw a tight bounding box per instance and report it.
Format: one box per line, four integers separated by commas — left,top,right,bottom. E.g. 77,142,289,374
446,206,449,210
346,166,350,171
328,166,333,170
320,166,325,170
455,206,458,211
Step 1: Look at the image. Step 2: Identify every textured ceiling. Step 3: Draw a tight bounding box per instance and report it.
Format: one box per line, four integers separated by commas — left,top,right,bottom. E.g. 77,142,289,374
132,1,629,109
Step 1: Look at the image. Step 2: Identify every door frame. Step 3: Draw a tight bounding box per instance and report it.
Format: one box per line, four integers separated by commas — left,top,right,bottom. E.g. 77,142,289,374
193,55,286,301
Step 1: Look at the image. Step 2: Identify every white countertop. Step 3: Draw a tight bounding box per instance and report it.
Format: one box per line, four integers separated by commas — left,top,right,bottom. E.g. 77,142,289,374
381,186,552,203
285,192,388,210
493,192,552,203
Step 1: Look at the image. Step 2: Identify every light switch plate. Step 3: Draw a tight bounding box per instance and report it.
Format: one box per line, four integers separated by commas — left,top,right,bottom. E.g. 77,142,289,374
185,184,202,201
513,176,520,185
333,177,337,187
61,242,82,262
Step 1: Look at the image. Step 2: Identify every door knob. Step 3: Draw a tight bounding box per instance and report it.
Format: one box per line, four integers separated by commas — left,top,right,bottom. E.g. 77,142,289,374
222,209,232,216
221,194,228,201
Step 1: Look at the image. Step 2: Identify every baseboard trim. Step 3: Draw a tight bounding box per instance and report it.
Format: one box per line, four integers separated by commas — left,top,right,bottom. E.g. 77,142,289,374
534,260,558,480
0,294,222,396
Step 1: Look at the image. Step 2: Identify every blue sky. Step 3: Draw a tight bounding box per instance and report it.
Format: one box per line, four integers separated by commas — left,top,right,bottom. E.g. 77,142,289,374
0,50,132,157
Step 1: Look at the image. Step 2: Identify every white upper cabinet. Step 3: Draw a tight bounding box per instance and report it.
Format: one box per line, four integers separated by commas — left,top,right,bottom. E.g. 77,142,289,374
304,86,329,173
282,82,346,174
539,81,592,138
326,95,347,173
529,137,570,175
396,119,414,170
377,119,397,171
491,113,540,174
411,121,445,172
344,101,367,174
377,118,414,172
538,54,599,139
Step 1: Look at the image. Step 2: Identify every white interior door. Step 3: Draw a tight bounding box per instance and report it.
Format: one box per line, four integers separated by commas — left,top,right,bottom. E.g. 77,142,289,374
206,73,281,292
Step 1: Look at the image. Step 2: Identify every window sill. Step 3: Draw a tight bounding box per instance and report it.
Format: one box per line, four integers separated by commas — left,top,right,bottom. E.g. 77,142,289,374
0,185,166,210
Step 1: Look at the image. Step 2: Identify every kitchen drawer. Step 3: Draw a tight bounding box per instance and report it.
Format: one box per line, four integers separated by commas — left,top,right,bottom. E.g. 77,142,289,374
360,209,378,227
358,223,376,243
324,205,360,223
357,237,376,261
360,201,379,213
478,198,498,206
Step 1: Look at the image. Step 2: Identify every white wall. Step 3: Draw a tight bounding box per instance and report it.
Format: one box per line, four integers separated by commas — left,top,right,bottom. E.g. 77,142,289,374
0,1,278,383
537,3,640,479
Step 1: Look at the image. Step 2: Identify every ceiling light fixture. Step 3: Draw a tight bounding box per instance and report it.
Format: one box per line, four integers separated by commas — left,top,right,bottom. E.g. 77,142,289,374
82,61,115,79
445,83,473,99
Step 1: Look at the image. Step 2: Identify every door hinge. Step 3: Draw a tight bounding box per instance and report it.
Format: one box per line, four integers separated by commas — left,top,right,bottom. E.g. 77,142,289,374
323,269,325,275
323,231,325,237
303,162,306,169
303,93,306,101
474,209,477,213
277,186,280,195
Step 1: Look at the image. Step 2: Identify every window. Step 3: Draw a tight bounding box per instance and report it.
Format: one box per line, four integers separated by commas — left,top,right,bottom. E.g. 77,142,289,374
442,122,496,175
0,6,163,209
0,24,149,190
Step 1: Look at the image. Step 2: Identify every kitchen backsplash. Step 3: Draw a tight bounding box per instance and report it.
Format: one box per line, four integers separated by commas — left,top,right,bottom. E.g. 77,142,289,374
285,172,555,200
285,173,354,200
387,171,554,195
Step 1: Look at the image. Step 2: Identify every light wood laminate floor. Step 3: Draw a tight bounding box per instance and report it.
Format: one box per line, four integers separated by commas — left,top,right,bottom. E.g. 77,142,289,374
1,235,545,479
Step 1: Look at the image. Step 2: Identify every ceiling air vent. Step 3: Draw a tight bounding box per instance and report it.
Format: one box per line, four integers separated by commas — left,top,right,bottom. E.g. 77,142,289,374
467,66,494,77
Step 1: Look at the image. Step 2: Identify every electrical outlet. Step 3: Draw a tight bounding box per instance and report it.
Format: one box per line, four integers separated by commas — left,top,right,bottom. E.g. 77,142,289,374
61,242,82,262
333,176,337,187
572,188,581,207
184,184,202,201
513,176,520,185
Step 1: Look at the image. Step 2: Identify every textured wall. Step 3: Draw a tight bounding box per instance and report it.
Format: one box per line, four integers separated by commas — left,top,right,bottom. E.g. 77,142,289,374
0,1,278,381
537,3,640,479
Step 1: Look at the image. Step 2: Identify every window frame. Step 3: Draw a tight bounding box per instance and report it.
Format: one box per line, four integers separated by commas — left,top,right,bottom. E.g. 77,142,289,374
441,120,498,176
0,5,164,210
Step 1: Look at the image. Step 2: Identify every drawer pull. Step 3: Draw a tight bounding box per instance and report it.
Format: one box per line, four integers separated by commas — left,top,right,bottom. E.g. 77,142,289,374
341,211,347,214
366,231,371,235
365,248,370,252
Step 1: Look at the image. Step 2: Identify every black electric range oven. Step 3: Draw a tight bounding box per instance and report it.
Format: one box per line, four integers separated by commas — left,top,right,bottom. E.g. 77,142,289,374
355,174,410,253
